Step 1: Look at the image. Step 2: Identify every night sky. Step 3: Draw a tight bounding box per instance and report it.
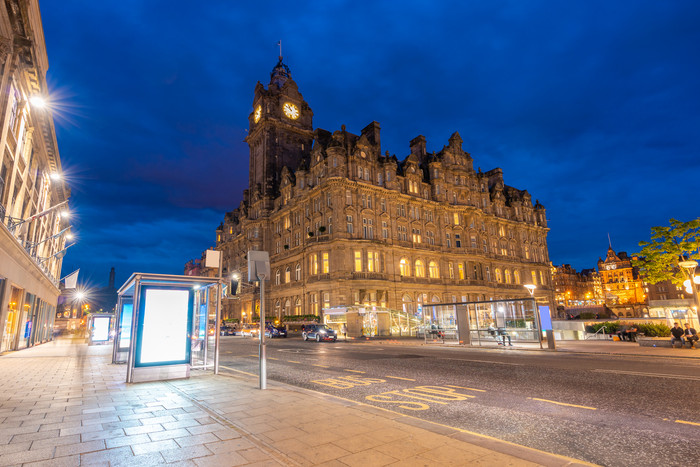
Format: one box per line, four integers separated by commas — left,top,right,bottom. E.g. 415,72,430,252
40,1,700,289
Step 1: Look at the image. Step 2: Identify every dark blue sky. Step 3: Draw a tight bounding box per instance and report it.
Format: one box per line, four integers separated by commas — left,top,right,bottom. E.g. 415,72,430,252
41,1,700,288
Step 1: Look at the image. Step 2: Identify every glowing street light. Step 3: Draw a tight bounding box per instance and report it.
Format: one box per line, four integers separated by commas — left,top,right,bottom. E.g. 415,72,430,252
679,260,700,327
50,172,62,181
30,95,46,108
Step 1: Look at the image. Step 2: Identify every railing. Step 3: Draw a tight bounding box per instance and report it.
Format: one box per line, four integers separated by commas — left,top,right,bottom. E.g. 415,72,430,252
586,327,608,340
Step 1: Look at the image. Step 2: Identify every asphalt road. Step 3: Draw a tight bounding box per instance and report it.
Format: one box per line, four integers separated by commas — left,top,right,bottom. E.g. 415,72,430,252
217,335,700,467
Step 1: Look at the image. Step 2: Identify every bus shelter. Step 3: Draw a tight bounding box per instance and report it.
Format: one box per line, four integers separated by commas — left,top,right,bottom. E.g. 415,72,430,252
323,305,422,337
113,273,222,383
425,298,543,346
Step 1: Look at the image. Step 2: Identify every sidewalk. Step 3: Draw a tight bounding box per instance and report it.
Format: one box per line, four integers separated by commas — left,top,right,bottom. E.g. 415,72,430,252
356,336,700,359
0,338,592,466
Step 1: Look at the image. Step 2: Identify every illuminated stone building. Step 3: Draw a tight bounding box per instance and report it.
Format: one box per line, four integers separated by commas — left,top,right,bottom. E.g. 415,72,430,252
0,0,70,350
597,247,645,305
216,59,554,322
552,264,601,306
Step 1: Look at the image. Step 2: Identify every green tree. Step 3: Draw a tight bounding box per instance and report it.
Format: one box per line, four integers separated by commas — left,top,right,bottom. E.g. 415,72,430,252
633,218,700,286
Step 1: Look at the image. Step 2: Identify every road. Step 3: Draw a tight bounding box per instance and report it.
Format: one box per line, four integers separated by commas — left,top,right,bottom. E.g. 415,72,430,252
216,335,700,467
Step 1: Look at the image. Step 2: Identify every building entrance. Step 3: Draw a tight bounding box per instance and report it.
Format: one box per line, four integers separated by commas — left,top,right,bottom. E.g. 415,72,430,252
1,286,23,351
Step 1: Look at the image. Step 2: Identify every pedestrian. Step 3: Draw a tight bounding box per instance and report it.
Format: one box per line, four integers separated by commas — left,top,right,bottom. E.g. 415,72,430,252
341,323,348,341
683,323,698,349
670,322,685,347
498,327,512,346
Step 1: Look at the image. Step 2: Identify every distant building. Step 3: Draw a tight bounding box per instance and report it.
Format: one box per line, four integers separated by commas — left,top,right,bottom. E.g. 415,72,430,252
184,258,203,276
92,267,118,313
551,264,602,306
215,59,555,324
0,1,71,351
597,247,645,305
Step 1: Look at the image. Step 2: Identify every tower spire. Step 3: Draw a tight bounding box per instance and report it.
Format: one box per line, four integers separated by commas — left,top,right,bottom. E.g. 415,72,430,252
277,40,282,61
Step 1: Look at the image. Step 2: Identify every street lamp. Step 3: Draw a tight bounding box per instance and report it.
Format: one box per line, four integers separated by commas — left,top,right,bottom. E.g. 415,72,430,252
678,259,700,328
524,284,543,349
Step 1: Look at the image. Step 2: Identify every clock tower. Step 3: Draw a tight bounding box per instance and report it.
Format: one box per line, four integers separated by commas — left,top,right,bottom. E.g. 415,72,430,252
245,58,314,200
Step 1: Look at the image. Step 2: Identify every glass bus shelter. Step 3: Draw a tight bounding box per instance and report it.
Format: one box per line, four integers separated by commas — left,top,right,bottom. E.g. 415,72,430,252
425,298,543,346
323,305,422,337
113,273,222,383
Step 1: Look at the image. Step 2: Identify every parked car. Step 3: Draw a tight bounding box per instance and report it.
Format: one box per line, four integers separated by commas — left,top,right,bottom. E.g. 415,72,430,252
265,326,288,338
302,324,337,342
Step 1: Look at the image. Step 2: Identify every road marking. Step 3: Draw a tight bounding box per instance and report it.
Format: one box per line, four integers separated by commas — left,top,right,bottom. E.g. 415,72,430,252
676,419,700,426
312,364,329,368
447,384,486,392
592,369,700,381
344,369,365,373
268,357,278,360
366,386,476,410
218,365,257,377
386,376,416,381
443,357,522,366
530,397,596,411
312,376,386,389
287,360,301,364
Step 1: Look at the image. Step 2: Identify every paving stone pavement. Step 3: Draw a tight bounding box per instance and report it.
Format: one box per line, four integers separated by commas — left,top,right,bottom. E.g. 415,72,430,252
0,337,592,466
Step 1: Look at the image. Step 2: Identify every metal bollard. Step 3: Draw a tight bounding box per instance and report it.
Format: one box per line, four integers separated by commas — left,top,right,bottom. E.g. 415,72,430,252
546,329,556,350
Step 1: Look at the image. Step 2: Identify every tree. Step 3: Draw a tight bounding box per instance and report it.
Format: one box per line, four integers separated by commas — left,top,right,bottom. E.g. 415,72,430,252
633,218,700,286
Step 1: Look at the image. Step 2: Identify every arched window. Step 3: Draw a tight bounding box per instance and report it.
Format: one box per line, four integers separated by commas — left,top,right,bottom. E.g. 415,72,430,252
283,299,291,316
431,295,440,303
275,269,281,285
428,261,439,279
514,270,521,284
495,268,503,283
505,269,512,284
295,263,301,281
274,300,280,317
399,258,410,276
415,260,425,278
285,267,291,283
295,298,302,315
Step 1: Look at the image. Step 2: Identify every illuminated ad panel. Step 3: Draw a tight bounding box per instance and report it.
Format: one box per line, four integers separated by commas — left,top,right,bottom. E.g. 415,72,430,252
135,287,193,367
92,316,111,342
118,303,133,351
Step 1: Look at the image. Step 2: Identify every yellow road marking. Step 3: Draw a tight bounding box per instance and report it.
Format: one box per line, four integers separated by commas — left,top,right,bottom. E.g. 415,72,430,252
344,369,365,373
676,419,700,426
218,365,257,377
288,360,301,364
268,357,278,360
313,364,329,368
385,376,415,381
447,385,486,392
530,398,596,411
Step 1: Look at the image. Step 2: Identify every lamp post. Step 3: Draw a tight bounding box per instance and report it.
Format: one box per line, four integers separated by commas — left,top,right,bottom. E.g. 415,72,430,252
678,260,700,329
524,284,543,349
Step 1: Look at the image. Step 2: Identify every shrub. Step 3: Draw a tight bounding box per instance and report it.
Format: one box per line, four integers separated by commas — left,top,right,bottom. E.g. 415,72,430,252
589,321,621,333
281,314,320,323
636,323,671,337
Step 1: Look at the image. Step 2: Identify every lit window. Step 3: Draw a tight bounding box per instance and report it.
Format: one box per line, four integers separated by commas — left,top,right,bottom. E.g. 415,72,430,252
428,261,439,279
415,260,425,278
495,269,502,283
458,263,465,280
285,267,291,283
322,252,329,274
295,263,301,281
354,251,362,272
448,263,454,279
399,259,409,276
310,253,318,275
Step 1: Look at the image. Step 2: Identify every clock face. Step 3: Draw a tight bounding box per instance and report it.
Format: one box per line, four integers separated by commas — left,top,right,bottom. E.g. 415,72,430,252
254,105,261,123
283,102,299,120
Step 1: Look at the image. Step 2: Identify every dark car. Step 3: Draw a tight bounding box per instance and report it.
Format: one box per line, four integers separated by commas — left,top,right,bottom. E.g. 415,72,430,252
265,326,288,338
220,325,236,336
302,324,337,342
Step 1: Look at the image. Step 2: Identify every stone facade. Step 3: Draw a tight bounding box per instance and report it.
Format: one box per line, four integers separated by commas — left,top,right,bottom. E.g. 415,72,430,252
217,59,554,323
597,247,645,304
0,0,70,350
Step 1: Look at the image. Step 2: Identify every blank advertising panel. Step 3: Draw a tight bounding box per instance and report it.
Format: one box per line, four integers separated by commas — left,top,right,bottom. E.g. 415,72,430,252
92,316,111,342
135,287,192,367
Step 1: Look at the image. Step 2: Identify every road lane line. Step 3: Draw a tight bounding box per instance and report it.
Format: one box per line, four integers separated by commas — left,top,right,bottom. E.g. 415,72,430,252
530,397,596,411
592,369,700,381
443,357,522,366
313,364,330,368
447,385,486,392
676,419,700,426
386,376,416,381
218,365,257,378
287,360,301,364
268,357,278,360
344,369,365,373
